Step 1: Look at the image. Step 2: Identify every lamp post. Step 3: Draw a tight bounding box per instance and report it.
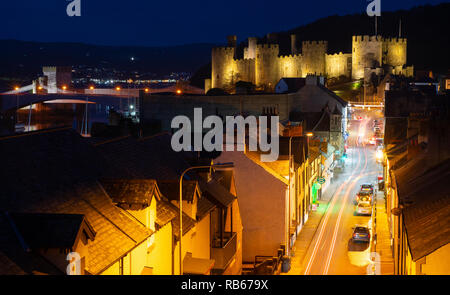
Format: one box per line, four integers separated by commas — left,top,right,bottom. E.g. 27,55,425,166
178,162,233,275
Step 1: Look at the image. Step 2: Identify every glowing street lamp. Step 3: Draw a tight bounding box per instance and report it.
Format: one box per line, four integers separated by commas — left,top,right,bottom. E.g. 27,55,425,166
89,86,95,90
145,88,149,93
306,132,314,137
176,89,182,95
14,86,19,91
115,86,121,91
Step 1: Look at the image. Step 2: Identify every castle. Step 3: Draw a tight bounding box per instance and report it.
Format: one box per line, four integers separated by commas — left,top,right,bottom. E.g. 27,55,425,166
209,34,413,92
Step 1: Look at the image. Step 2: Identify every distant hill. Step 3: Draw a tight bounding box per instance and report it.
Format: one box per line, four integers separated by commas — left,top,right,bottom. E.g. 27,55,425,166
0,40,215,81
1,3,449,90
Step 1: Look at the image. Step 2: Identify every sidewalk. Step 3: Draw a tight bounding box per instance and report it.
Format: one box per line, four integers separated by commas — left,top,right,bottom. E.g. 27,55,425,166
371,190,394,274
284,178,341,275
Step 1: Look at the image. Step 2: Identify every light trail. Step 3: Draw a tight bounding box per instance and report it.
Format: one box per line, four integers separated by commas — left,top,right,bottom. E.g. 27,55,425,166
323,147,369,274
304,147,362,275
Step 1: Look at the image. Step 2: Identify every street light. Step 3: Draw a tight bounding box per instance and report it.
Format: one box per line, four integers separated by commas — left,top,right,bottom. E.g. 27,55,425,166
178,162,233,275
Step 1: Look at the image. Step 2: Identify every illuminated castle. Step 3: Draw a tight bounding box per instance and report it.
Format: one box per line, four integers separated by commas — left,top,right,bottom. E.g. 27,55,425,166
209,34,413,92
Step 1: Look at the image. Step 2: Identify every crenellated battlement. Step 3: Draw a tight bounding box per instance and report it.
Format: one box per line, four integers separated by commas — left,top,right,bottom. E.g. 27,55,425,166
384,37,407,44
256,44,279,50
302,40,328,48
212,46,235,54
326,52,350,57
279,53,302,59
353,35,383,43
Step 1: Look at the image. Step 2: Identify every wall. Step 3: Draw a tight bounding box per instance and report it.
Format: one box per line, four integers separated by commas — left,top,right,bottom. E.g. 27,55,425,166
301,41,327,77
146,222,173,275
216,150,287,262
140,92,293,131
325,53,352,78
421,244,450,275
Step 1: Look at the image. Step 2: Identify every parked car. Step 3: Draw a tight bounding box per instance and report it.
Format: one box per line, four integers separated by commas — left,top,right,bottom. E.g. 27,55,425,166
355,191,372,204
356,202,372,216
352,226,371,243
360,184,374,195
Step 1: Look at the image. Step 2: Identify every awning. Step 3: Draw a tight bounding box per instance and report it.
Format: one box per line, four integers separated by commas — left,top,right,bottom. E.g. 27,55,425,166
183,252,215,275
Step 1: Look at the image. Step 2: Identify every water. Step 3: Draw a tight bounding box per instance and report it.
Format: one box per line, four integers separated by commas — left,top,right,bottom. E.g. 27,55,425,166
16,96,137,135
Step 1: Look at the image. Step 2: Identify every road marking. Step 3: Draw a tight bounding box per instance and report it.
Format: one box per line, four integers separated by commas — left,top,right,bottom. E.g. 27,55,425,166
323,147,368,274
304,148,362,275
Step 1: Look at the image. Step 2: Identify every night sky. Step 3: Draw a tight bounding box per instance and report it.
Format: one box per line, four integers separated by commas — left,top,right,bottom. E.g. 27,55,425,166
0,0,447,46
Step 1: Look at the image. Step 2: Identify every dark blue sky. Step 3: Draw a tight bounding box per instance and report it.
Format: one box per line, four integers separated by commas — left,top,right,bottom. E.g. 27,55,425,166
0,0,446,46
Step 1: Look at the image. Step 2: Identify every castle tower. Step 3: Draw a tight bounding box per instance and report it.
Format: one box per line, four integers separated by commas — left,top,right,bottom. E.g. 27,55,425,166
290,34,298,55
301,41,328,77
245,37,257,59
255,44,280,90
383,37,407,68
351,35,383,80
211,40,236,89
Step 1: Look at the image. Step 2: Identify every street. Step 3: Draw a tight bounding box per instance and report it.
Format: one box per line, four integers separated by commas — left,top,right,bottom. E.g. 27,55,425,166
301,112,384,275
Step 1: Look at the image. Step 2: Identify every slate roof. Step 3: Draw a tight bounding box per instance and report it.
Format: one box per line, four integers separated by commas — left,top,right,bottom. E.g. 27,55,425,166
7,212,94,249
394,158,450,261
0,213,63,275
212,170,234,191
100,179,161,208
0,128,153,275
158,180,199,203
155,200,178,228
277,77,306,93
198,179,236,208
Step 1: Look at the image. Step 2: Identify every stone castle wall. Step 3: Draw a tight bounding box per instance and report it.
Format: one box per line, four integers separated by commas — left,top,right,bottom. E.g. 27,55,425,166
301,41,328,76
325,52,352,78
211,35,408,91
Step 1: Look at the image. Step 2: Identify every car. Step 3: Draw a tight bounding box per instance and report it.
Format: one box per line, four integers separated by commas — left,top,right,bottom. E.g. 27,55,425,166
356,202,372,216
360,184,374,195
352,226,371,243
355,191,372,204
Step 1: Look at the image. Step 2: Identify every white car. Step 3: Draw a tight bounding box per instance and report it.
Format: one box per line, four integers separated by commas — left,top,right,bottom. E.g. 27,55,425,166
356,202,372,216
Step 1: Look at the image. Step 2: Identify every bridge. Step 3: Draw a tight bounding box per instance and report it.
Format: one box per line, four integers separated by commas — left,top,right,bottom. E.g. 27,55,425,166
0,93,137,113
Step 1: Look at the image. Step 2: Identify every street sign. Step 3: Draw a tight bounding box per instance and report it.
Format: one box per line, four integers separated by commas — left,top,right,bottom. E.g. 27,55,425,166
317,177,326,184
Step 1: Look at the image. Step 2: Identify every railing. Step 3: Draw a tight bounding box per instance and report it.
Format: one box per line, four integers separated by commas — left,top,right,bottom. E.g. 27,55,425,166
211,232,237,270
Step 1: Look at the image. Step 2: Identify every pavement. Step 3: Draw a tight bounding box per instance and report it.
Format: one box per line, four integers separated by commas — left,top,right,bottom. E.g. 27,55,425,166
369,190,395,275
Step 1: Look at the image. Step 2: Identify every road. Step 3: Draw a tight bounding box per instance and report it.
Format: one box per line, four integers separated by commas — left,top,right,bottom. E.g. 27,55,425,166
302,114,383,275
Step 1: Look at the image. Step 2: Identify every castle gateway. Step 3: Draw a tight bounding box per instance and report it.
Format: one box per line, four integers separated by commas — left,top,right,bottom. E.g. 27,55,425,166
210,35,413,92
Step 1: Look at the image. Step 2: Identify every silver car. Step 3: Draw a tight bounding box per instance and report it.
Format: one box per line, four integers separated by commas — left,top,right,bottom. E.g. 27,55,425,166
356,202,372,216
